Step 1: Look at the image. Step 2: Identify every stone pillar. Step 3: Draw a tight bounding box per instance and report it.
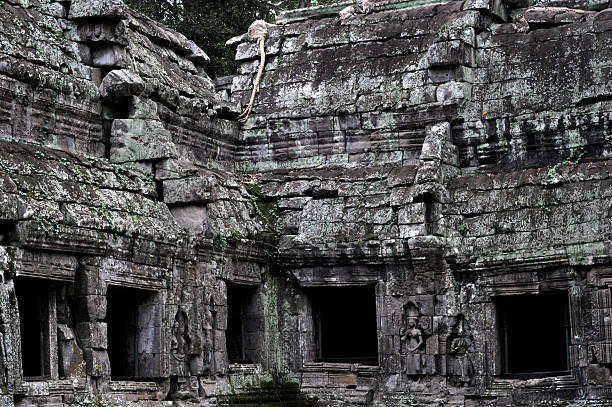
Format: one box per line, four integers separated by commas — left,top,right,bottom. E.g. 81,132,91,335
74,258,110,383
0,276,21,393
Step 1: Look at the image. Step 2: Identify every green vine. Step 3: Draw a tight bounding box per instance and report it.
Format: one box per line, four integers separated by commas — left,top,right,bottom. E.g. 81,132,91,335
547,144,586,179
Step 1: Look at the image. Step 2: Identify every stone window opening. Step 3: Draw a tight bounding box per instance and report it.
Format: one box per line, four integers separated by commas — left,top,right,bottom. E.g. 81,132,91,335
15,277,58,381
106,285,160,380
309,285,378,366
226,283,262,365
424,197,435,235
413,193,436,235
0,220,16,245
495,291,570,378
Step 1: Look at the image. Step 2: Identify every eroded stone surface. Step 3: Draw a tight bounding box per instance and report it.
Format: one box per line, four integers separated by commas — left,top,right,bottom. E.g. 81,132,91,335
0,0,611,406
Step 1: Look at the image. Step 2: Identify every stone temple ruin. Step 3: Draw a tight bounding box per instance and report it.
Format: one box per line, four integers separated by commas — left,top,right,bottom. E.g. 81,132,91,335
0,0,611,405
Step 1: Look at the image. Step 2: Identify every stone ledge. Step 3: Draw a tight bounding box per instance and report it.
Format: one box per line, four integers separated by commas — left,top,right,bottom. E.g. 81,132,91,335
301,362,381,373
15,379,86,396
108,380,159,393
276,0,452,24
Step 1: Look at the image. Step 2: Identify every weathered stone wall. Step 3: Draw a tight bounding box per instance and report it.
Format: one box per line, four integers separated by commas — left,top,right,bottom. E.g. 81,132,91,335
232,0,612,173
0,0,104,155
233,2,461,171
0,0,611,406
0,0,277,406
227,0,612,405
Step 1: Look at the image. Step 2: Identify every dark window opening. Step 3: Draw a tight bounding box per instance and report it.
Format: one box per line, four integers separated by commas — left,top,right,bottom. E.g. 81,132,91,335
15,278,50,380
414,193,435,235
496,291,570,378
106,285,157,380
424,198,435,235
310,285,378,366
226,283,261,364
0,220,16,244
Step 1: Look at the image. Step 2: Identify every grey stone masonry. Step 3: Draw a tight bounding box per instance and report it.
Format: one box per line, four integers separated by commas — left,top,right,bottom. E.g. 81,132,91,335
0,0,611,406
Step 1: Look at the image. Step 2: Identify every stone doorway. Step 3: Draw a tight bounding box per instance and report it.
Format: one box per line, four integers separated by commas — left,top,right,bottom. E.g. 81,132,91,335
310,285,378,366
106,285,160,379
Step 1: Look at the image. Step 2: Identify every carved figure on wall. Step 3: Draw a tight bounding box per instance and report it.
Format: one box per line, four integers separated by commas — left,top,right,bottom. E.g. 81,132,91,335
401,301,423,351
401,300,428,376
0,272,5,384
201,292,215,373
447,315,474,387
0,312,7,386
402,317,423,352
171,376,199,401
171,309,190,364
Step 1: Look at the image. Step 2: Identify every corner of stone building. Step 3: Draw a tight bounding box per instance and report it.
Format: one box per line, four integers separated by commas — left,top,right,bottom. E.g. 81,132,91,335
2,0,612,405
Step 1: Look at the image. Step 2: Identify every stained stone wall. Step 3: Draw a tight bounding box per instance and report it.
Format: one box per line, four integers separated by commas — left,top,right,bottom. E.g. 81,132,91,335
0,0,273,405
0,0,611,406
228,0,612,405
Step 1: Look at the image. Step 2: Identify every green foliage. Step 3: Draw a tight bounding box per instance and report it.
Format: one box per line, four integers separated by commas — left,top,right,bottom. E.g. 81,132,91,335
547,143,586,179
244,181,278,232
457,223,466,236
244,180,263,198
125,0,338,77
213,233,228,249
213,229,241,249
437,23,450,37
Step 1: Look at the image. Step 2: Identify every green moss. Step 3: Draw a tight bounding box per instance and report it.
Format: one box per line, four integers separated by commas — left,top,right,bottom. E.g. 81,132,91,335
219,379,316,407
457,223,467,236
547,144,586,179
245,180,263,198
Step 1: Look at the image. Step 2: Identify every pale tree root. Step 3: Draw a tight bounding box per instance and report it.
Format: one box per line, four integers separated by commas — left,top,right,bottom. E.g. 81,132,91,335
237,37,266,123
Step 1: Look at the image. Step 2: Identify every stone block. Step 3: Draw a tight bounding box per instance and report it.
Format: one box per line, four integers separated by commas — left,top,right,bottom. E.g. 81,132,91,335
415,161,442,184
12,250,78,281
329,372,357,387
57,325,85,379
72,295,107,321
400,223,426,238
83,349,111,377
426,334,439,355
403,353,436,376
0,396,13,407
235,37,282,61
301,372,329,388
40,2,67,18
213,329,226,351
137,352,168,378
462,0,508,21
398,203,425,225
384,354,402,373
163,176,217,204
436,82,466,104
91,45,128,68
186,40,210,65
110,119,178,163
99,69,144,101
169,205,208,234
75,268,107,296
77,21,128,45
213,351,228,375
76,322,108,349
128,96,159,119
69,0,127,20
427,41,474,68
